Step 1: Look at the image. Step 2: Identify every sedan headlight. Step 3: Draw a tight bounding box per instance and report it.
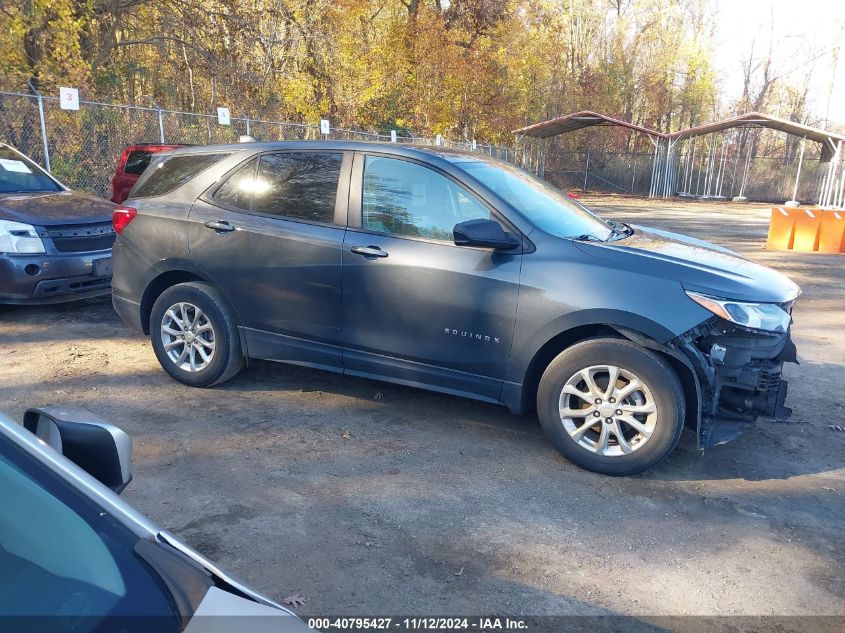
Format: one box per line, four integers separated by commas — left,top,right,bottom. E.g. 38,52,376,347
0,219,46,254
686,291,791,333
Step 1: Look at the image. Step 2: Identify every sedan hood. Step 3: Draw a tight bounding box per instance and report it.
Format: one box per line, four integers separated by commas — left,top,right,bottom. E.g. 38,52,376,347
0,190,115,226
573,224,801,303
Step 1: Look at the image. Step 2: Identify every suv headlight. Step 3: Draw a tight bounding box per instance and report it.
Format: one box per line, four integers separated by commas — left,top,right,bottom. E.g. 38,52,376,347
0,219,46,254
686,291,790,333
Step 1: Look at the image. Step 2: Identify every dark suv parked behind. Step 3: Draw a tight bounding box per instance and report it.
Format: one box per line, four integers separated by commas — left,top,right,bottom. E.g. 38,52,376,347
0,143,115,304
111,142,800,475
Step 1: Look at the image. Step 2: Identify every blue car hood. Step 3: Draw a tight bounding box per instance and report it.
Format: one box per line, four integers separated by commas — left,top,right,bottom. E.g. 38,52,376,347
572,224,801,304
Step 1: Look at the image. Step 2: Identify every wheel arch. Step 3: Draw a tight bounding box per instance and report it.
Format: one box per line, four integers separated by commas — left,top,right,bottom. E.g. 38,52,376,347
140,269,217,335
506,319,701,432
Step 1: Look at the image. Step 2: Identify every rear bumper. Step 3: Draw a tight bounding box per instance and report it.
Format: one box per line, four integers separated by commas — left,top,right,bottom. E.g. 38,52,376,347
0,250,112,304
112,293,144,333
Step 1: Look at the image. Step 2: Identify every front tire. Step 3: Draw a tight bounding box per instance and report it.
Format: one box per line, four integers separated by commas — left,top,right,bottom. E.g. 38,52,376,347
150,282,243,387
537,338,684,475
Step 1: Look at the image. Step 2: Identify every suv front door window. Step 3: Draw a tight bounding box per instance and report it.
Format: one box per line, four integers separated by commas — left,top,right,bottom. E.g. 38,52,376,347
362,155,490,241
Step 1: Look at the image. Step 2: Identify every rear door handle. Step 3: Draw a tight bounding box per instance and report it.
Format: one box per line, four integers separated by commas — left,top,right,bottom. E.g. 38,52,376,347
204,220,236,233
351,245,388,258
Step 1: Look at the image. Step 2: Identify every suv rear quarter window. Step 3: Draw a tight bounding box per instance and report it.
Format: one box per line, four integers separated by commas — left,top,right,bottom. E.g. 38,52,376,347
131,153,229,199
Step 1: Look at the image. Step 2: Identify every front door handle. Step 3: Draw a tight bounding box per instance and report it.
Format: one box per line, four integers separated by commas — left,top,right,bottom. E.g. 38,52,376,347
204,220,235,233
351,245,388,258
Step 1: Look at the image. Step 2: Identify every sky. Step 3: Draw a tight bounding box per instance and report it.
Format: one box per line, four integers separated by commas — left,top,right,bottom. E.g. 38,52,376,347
712,0,845,128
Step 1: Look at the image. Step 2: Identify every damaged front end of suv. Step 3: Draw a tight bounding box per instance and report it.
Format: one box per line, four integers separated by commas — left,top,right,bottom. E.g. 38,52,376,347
675,292,799,448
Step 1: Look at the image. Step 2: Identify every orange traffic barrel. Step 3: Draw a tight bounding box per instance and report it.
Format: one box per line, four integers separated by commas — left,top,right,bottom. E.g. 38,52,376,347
766,207,795,251
818,210,845,254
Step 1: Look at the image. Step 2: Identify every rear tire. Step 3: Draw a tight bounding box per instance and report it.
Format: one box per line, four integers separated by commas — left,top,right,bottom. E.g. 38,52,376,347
150,282,243,387
537,338,684,475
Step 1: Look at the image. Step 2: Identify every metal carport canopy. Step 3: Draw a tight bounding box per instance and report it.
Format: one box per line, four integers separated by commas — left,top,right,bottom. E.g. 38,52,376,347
512,110,666,139
666,111,845,161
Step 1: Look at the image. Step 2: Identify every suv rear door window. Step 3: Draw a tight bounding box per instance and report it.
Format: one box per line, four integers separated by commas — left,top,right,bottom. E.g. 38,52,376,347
253,152,342,224
131,153,228,198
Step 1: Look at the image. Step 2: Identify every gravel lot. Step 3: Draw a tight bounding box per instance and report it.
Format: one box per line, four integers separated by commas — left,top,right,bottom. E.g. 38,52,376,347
1,196,843,627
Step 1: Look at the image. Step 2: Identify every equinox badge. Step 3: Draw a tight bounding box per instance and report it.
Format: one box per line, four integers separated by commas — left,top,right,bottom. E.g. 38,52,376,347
444,328,500,343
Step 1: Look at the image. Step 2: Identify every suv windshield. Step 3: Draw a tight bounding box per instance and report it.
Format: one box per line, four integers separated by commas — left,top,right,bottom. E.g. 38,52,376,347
0,147,61,194
456,158,613,241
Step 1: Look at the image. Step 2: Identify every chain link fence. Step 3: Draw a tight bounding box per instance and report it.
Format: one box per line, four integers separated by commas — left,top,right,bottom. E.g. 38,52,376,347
533,146,825,203
538,150,657,196
0,91,510,199
5,90,817,204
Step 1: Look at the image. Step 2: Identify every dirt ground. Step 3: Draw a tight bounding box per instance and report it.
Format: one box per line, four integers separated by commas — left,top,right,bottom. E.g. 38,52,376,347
1,196,844,626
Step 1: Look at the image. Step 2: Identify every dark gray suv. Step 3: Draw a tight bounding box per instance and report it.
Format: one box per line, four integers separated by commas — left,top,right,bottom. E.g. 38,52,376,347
111,142,800,475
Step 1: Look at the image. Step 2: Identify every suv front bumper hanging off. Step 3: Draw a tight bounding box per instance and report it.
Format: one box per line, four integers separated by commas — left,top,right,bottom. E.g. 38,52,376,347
676,317,798,449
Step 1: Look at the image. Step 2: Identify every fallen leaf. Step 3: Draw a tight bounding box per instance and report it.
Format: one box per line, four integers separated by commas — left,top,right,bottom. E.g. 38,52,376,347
341,430,351,439
282,593,307,608
454,566,464,577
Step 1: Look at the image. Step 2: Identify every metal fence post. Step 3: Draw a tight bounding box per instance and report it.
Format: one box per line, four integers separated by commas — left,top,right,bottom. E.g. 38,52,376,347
28,81,51,172
158,109,165,143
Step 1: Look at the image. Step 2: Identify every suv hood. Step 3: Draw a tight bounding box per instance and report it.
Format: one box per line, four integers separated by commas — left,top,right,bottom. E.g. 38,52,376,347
0,190,115,226
573,224,801,304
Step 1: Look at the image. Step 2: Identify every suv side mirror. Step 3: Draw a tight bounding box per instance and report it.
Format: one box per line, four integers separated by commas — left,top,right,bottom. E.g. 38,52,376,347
23,406,133,494
453,219,520,250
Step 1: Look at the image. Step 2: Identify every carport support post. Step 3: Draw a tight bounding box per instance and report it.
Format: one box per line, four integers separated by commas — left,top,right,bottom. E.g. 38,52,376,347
729,130,742,198
822,141,842,207
662,139,672,197
648,136,660,198
539,138,546,178
666,139,676,197
28,80,51,173
584,148,589,191
631,153,637,192
737,135,753,200
715,137,728,197
789,137,806,204
686,138,697,195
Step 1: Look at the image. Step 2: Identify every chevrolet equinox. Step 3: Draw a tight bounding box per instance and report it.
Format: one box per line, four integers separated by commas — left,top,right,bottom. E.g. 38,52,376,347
111,142,800,475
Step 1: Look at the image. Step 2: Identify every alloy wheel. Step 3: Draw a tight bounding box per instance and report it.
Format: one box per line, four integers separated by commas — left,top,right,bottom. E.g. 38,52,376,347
160,302,216,372
558,365,657,456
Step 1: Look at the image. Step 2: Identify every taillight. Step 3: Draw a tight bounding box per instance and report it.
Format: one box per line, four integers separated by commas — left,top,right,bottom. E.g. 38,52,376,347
112,206,137,234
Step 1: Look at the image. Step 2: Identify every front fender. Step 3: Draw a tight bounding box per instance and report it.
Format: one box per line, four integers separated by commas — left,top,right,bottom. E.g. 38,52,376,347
504,308,681,386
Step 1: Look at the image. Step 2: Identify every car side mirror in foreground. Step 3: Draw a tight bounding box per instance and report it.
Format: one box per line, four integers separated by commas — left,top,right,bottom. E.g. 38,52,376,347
453,219,520,250
23,406,133,494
